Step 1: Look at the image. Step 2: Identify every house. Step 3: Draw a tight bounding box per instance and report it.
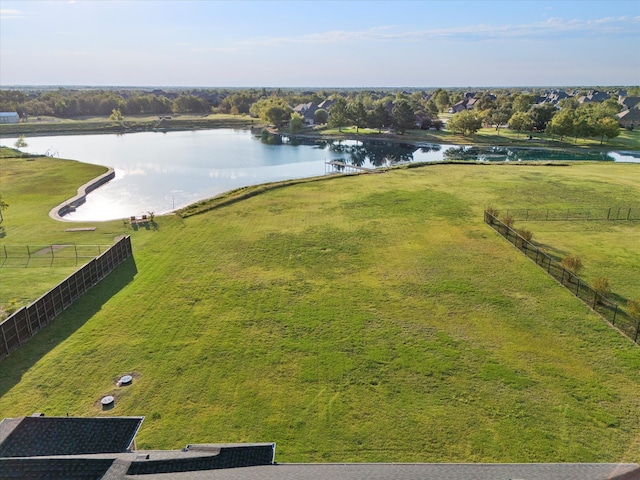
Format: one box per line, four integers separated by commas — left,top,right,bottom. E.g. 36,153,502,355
449,98,477,113
617,108,640,129
317,98,335,110
618,96,640,111
292,102,319,125
1,415,638,480
577,90,611,104
0,112,19,124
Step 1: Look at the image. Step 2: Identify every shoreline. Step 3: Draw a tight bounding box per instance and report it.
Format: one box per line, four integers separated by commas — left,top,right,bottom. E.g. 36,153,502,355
48,167,116,222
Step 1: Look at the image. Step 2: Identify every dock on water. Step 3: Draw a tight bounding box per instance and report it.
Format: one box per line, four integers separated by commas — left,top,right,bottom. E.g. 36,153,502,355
325,161,381,175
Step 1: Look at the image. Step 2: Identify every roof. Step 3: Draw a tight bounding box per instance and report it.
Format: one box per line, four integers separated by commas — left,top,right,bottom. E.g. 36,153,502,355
121,463,640,480
1,416,638,479
0,416,143,457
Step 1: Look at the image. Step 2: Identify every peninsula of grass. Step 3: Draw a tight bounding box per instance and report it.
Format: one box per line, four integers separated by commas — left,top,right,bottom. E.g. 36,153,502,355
0,152,639,464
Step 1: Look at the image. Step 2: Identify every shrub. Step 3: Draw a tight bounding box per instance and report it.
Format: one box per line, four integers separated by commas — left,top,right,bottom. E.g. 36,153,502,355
517,228,533,242
561,255,583,275
592,277,611,296
486,205,499,217
501,213,515,229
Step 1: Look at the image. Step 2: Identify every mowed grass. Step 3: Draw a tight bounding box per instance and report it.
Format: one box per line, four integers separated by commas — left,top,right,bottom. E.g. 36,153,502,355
0,156,639,463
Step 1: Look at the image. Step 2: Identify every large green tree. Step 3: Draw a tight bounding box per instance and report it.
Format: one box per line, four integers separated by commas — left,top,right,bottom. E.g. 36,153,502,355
508,111,534,137
447,110,482,136
328,97,349,132
391,99,415,134
347,100,368,133
250,97,291,126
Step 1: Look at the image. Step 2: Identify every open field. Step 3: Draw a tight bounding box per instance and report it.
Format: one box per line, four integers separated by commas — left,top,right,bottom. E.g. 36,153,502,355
0,153,639,463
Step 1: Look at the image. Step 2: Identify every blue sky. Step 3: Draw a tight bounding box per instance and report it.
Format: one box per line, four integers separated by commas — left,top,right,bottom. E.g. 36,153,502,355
1,0,639,87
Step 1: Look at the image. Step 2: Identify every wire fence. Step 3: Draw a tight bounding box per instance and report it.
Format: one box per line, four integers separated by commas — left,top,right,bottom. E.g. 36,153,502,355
1,244,112,268
504,206,640,222
484,211,640,345
0,236,133,361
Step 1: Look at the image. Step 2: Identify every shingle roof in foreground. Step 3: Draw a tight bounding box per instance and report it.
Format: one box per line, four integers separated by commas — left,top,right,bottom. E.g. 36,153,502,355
0,416,143,457
125,462,640,480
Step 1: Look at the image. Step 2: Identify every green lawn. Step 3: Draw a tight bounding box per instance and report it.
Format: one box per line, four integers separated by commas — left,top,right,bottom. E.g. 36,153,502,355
0,152,639,463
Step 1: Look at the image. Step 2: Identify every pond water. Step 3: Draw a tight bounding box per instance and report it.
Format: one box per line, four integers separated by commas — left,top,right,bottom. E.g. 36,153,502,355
1,129,637,221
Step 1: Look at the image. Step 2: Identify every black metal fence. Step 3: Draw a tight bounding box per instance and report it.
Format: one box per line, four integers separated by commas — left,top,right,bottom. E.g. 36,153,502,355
484,211,640,344
0,236,133,361
1,244,111,267
504,207,640,222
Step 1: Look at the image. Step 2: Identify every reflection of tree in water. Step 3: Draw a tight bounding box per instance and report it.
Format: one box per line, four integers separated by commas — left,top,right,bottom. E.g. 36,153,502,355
443,145,615,162
419,144,442,154
325,140,416,167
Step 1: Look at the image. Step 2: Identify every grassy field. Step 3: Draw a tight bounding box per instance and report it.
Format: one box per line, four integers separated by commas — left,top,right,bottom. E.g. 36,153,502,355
0,152,639,463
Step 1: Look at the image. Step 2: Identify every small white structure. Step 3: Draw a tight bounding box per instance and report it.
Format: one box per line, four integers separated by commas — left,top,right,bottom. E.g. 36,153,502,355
0,112,19,124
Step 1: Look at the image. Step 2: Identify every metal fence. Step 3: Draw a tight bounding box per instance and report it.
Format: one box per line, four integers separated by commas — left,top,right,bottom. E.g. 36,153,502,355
1,244,111,268
484,211,640,344
0,236,133,361
504,207,640,222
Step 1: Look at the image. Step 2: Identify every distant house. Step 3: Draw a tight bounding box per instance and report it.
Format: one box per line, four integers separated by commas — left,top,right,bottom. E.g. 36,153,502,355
317,99,335,110
618,96,640,111
0,112,19,124
617,108,640,129
578,90,611,104
450,98,477,113
292,102,319,125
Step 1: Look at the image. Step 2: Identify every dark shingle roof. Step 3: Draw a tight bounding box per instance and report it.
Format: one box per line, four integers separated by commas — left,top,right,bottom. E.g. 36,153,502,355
121,463,640,480
0,417,143,457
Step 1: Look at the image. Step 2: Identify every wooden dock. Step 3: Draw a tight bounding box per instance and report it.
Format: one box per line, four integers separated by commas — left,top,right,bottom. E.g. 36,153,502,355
325,161,381,174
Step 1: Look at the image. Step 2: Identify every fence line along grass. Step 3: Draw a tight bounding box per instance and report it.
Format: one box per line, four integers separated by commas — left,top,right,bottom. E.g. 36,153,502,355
1,158,639,464
484,211,640,343
505,206,640,222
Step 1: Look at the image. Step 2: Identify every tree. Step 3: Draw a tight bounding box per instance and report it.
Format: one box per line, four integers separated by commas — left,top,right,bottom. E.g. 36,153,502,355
391,99,415,134
250,97,290,126
109,108,124,122
314,108,328,124
508,111,534,137
528,104,556,131
447,110,482,136
594,117,620,145
512,93,536,113
433,89,451,113
347,100,368,133
289,112,303,133
547,109,575,140
369,101,392,133
14,135,27,150
327,97,349,132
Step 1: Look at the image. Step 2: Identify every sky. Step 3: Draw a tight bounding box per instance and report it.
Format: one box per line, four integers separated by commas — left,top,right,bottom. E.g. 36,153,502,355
1,0,639,88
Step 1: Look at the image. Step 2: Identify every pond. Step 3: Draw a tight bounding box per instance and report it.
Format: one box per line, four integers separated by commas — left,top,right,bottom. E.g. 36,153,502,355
1,129,638,222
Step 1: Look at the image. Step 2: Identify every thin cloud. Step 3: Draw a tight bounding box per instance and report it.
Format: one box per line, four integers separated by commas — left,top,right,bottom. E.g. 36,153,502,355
0,9,25,19
238,16,639,46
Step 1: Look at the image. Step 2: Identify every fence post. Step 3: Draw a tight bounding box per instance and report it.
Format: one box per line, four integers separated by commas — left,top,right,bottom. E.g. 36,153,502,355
612,305,617,325
27,245,31,258
526,209,529,221
607,208,611,221
593,291,598,309
14,316,21,346
3,244,6,259
561,269,565,285
576,278,580,296
1,323,9,356
628,208,632,221
635,319,639,343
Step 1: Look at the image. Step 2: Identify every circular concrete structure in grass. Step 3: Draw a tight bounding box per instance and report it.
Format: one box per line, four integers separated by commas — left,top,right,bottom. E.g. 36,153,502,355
101,395,115,410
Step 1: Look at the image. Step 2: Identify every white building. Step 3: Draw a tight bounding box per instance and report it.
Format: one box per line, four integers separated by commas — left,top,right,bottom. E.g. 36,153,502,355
0,112,20,124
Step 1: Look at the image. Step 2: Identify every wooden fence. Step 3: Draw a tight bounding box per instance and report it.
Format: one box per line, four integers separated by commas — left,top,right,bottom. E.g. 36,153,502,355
484,211,640,344
0,236,133,361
